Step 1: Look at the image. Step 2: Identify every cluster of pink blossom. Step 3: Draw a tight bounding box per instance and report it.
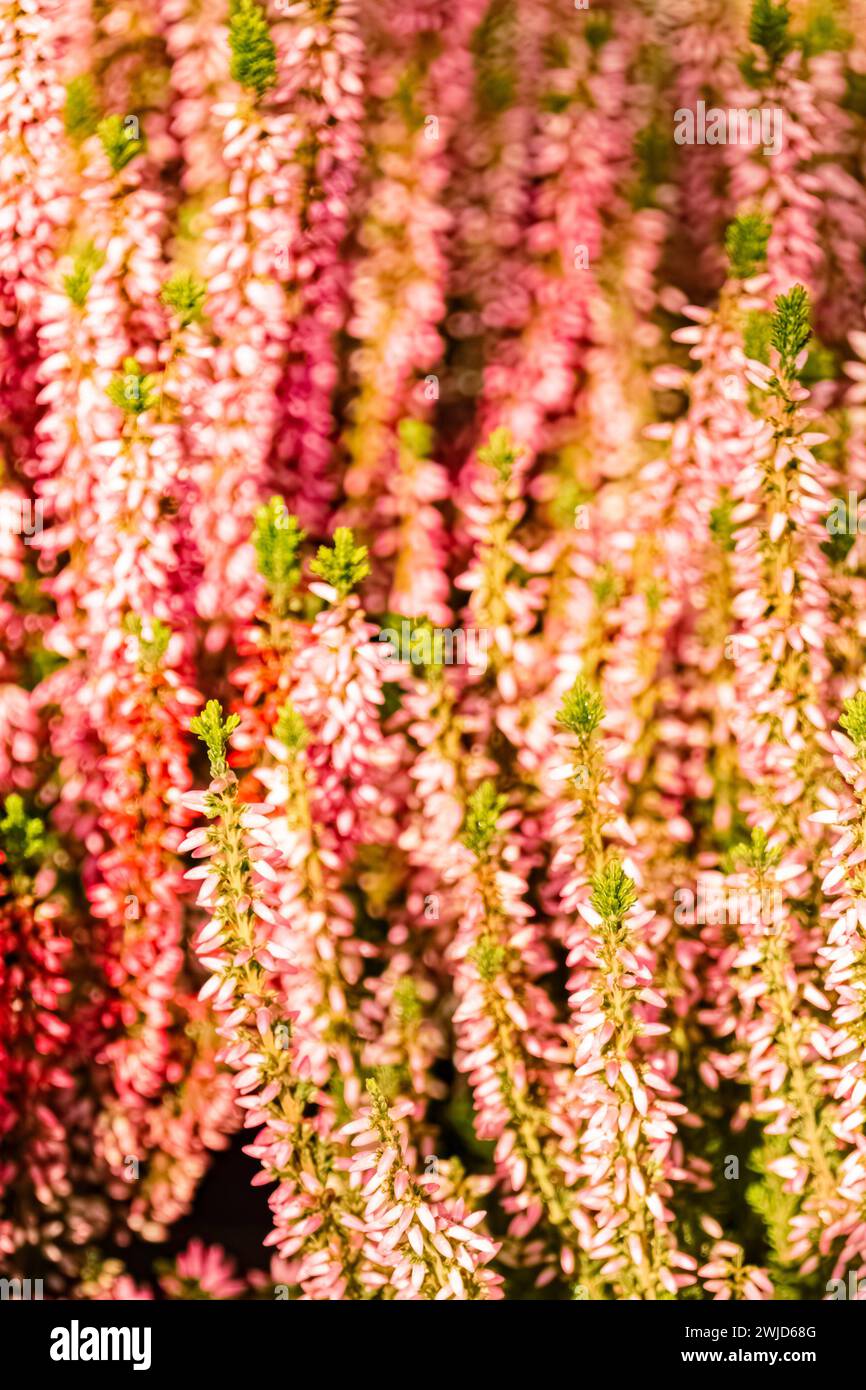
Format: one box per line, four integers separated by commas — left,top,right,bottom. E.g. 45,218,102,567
7,0,866,1303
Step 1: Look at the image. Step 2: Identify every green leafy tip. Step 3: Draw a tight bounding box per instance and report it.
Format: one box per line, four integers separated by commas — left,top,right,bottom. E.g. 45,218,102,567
461,780,508,858
844,70,866,119
379,615,448,673
841,691,866,752
469,932,508,982
106,358,159,416
253,498,305,614
748,0,792,67
471,3,516,114
557,676,605,742
770,284,811,377
160,272,207,328
366,1075,389,1112
709,495,736,552
63,243,106,308
585,14,613,52
590,858,637,922
477,427,523,486
310,527,369,599
191,700,240,779
97,114,145,173
229,0,278,99
0,794,46,870
398,418,434,458
274,702,309,753
743,309,772,365
393,976,423,1024
632,123,670,211
64,75,101,144
725,212,771,280
729,825,782,875
592,563,621,609
801,1,849,58
123,614,172,669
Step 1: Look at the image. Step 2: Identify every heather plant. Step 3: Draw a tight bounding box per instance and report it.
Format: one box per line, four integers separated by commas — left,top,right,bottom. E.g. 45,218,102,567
6,0,866,1304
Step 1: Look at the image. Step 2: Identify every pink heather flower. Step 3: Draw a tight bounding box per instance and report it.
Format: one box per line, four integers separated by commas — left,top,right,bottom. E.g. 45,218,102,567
663,0,748,289
554,861,697,1299
184,702,376,1297
700,829,840,1273
444,781,579,1275
256,708,375,1105
697,1219,774,1300
269,1,364,537
21,96,238,1222
454,430,549,701
0,672,40,796
479,7,660,474
156,0,233,197
8,0,866,1307
160,1238,246,1300
96,1275,155,1300
289,590,406,859
78,1262,155,1301
338,6,451,617
543,675,641,970
810,704,866,1275
725,38,866,345
727,341,838,838
444,0,537,383
35,251,215,1181
184,8,313,641
343,1081,502,1300
0,0,89,329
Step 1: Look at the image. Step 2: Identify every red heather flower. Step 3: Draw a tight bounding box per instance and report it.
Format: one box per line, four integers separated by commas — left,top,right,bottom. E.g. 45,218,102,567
0,795,110,1270
88,624,201,1105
